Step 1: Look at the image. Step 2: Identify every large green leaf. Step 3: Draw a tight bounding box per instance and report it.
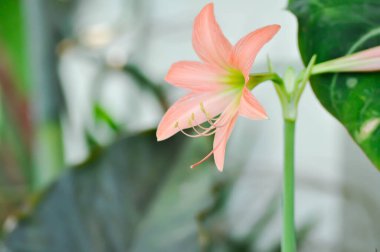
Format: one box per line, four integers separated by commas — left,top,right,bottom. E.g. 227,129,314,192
289,0,380,169
1,129,314,251
1,131,223,252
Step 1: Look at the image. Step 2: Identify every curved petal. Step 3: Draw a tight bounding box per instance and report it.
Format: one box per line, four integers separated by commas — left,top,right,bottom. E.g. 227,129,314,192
239,87,268,120
192,3,233,69
156,90,238,141
213,113,238,172
312,46,380,74
230,25,280,82
165,61,229,92
350,45,380,59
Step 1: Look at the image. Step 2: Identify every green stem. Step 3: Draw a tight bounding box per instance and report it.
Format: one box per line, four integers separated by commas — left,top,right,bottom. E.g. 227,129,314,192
247,72,283,89
269,55,315,252
282,119,296,252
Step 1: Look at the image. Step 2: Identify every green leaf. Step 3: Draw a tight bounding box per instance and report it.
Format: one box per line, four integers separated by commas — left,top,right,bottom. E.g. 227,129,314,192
93,103,122,132
0,0,33,182
289,0,380,170
0,0,29,91
1,131,221,251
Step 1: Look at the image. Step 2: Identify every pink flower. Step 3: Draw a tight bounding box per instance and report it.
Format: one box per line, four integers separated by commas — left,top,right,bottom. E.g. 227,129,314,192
312,46,380,74
156,3,280,171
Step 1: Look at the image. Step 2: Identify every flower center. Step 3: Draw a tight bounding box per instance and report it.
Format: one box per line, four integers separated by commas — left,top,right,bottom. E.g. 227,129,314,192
220,68,245,88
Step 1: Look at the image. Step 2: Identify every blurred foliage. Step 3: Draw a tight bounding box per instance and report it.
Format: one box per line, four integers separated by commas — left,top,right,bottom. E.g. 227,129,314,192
198,182,314,252
123,64,169,111
289,0,380,170
0,0,79,226
0,0,33,223
1,131,312,252
0,0,29,92
0,0,29,91
93,103,122,133
2,131,207,251
24,0,75,190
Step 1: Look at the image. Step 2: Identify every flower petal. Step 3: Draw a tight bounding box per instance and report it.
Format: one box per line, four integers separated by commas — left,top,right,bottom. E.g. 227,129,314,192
353,45,380,58
165,61,229,92
192,3,233,69
239,87,268,120
312,46,380,74
156,90,238,141
213,113,238,172
230,25,280,82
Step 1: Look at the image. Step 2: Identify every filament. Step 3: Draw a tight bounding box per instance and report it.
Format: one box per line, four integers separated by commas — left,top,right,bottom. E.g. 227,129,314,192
190,130,227,169
175,122,203,138
175,102,231,139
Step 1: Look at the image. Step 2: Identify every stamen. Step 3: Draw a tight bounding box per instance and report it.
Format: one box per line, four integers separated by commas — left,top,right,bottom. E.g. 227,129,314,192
176,120,219,138
175,102,231,141
192,125,217,136
188,114,217,136
190,130,227,169
199,103,228,128
192,113,228,133
191,113,208,130
200,102,217,126
175,122,202,138
199,102,210,118
190,149,214,169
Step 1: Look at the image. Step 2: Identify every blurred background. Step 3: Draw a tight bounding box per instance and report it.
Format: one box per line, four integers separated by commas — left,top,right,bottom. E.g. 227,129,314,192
0,0,379,251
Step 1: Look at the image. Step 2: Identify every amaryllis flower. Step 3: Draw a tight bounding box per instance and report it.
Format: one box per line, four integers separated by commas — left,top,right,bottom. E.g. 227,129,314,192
312,46,380,74
156,3,280,171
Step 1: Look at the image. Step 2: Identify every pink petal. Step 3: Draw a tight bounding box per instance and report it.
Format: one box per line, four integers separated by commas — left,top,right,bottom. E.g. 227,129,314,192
313,46,380,73
192,3,233,69
339,60,380,71
213,113,238,172
350,45,380,59
156,90,238,141
239,87,268,120
336,59,380,71
230,25,280,82
165,61,229,92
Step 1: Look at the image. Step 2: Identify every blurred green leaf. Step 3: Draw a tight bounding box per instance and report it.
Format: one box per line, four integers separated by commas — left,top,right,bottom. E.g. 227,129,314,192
290,0,380,170
0,0,33,185
1,129,315,251
2,131,219,252
123,64,169,111
93,103,121,132
0,0,29,91
197,184,313,252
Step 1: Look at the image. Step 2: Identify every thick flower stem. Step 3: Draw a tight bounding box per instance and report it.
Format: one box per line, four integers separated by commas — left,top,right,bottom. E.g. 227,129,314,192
282,119,297,252
272,56,314,252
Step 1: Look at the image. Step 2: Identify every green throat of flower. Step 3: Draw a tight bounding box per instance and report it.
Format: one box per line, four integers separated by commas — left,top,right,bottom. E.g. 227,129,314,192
221,69,246,89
